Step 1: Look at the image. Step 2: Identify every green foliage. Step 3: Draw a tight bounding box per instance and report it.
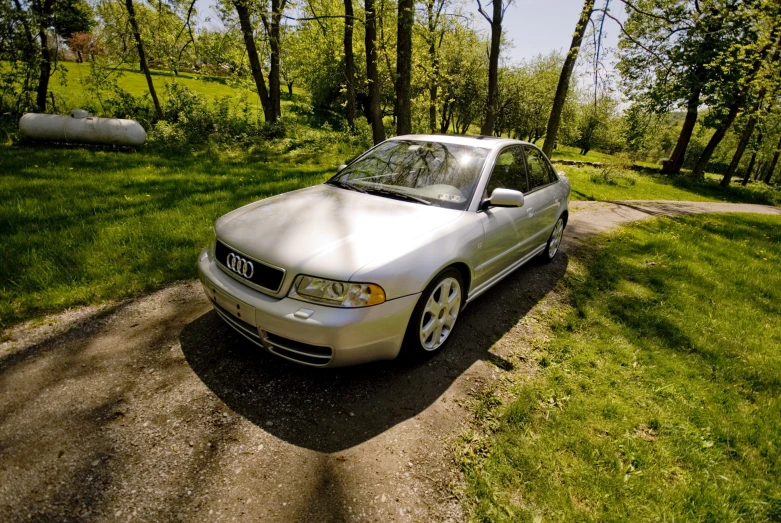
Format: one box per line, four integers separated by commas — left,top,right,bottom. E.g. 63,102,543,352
494,52,574,142
461,214,781,521
52,0,95,39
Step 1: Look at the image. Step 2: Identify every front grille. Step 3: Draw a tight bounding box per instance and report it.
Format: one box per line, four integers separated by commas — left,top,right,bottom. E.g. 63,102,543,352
262,332,333,366
215,240,285,292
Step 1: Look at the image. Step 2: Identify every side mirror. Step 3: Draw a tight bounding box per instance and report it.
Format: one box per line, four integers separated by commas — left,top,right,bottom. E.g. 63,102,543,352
557,171,566,178
487,188,524,208
337,164,348,173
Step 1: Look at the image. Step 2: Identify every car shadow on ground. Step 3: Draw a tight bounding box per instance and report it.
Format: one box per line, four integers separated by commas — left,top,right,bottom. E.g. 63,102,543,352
179,253,569,453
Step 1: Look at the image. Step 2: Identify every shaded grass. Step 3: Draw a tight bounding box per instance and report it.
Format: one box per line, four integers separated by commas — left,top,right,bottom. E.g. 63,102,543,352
0,141,354,329
460,214,781,521
564,165,781,206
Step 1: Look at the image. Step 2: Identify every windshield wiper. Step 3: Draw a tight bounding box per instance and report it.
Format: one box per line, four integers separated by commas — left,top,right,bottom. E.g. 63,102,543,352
327,180,367,193
364,187,432,206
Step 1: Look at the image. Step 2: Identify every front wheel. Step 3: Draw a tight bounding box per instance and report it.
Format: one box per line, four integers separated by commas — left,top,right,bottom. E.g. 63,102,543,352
539,216,565,263
401,268,464,359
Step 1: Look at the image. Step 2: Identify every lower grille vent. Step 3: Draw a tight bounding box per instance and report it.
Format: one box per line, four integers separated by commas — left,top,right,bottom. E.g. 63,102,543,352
262,332,333,366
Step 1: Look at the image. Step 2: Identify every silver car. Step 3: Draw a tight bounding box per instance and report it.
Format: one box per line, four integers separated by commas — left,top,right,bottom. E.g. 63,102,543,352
198,134,570,367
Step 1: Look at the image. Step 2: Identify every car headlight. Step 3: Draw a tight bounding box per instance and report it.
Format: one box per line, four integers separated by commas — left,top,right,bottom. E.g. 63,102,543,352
289,275,386,307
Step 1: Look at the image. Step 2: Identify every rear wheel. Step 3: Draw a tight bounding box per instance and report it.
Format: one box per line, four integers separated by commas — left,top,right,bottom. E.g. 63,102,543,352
401,268,464,359
539,216,565,263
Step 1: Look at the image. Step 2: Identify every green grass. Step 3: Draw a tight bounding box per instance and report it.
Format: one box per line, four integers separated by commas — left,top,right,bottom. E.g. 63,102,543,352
0,140,359,329
563,165,781,206
460,214,781,521
550,144,620,164
46,62,306,118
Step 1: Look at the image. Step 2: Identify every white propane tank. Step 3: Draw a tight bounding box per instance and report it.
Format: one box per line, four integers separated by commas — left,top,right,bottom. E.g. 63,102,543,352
19,109,146,146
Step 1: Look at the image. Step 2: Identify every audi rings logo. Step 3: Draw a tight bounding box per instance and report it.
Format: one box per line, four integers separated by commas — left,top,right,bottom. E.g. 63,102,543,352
226,252,255,279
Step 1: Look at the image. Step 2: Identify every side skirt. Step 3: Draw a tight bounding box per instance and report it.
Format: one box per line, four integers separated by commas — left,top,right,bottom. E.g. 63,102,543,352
465,243,546,305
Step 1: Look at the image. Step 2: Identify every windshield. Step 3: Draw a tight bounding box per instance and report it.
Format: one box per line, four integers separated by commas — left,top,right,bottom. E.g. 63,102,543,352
328,140,489,210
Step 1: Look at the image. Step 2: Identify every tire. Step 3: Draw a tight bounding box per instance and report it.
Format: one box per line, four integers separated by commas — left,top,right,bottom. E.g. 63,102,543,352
401,268,465,359
539,216,565,263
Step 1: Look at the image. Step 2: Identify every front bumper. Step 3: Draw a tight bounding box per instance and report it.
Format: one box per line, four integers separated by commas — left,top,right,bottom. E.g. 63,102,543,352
197,250,419,367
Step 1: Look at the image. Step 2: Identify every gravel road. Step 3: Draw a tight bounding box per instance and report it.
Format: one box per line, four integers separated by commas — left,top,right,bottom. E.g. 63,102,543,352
1,201,778,522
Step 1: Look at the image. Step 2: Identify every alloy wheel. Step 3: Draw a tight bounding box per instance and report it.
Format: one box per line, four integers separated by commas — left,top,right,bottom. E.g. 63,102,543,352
419,277,461,351
549,218,564,258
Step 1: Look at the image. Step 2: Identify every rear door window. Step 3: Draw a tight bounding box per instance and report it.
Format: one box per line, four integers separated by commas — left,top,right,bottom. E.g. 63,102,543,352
525,147,556,190
486,146,529,195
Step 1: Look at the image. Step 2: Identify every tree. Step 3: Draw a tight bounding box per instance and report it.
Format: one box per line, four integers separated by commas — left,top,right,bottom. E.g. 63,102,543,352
476,0,506,136
8,0,95,112
260,0,289,121
691,16,780,178
437,24,488,134
343,0,357,129
125,0,163,119
419,0,448,133
67,31,101,62
395,0,413,135
365,0,385,143
494,53,569,142
233,0,273,122
542,0,594,157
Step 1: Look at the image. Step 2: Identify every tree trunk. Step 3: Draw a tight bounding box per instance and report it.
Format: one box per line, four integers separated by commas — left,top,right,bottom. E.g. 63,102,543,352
440,99,452,134
234,0,272,122
764,134,781,184
395,0,413,135
480,0,502,136
365,0,385,144
542,0,594,158
721,85,775,185
287,81,294,95
267,0,287,122
35,27,52,112
661,87,701,174
343,0,356,130
125,0,164,119
741,151,758,186
427,0,439,133
721,113,758,186
691,100,741,178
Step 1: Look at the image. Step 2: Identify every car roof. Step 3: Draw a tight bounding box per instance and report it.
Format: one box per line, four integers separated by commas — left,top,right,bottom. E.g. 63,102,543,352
388,134,533,150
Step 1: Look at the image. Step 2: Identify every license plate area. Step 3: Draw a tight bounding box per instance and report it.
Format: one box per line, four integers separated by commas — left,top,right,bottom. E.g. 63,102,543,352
204,284,257,328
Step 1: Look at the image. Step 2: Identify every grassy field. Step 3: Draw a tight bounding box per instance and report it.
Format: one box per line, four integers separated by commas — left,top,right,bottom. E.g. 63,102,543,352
45,62,305,118
562,165,781,206
0,141,355,330
460,213,781,521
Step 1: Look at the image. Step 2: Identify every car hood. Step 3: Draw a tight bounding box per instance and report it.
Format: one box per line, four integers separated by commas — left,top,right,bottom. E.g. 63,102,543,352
215,184,463,290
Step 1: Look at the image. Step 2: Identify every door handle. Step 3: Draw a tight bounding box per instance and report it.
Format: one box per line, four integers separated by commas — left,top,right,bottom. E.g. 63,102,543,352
527,207,535,216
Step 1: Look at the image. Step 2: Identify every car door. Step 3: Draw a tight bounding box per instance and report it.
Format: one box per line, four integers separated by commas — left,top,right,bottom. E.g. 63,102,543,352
522,146,562,250
477,145,537,284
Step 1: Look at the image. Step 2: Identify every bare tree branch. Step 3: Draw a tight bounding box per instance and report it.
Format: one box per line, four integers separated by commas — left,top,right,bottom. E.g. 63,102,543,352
475,0,492,24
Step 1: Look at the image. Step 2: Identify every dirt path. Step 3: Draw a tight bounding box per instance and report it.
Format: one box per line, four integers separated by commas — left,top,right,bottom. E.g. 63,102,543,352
1,201,778,522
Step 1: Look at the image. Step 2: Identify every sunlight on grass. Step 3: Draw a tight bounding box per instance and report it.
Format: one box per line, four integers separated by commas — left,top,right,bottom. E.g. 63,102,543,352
563,165,781,205
460,214,781,521
46,62,306,119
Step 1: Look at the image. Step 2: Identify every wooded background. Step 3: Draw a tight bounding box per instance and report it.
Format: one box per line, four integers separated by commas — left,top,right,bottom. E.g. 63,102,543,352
2,0,781,184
